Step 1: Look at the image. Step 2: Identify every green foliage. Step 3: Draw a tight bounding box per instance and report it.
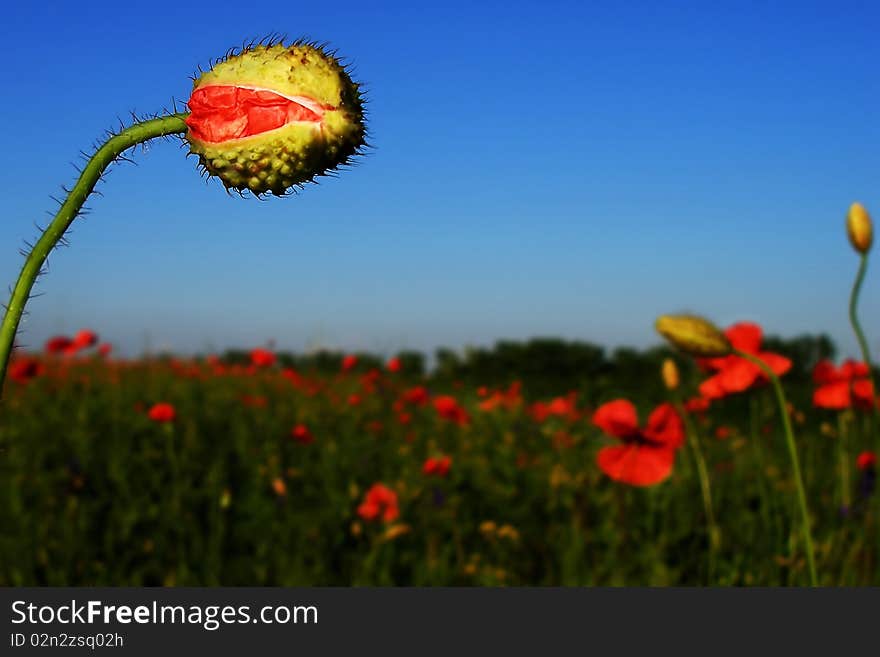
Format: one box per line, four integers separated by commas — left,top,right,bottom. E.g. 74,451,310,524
0,345,876,586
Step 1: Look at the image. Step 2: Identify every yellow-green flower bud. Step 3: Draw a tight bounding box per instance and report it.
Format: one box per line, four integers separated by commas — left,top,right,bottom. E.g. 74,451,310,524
655,315,732,358
661,358,680,390
846,202,873,254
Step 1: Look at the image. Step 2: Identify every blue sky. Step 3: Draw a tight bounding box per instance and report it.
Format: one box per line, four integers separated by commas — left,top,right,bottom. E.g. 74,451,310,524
1,1,878,358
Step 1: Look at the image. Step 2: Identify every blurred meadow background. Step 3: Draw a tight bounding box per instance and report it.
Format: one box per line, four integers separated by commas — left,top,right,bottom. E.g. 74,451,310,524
1,0,879,585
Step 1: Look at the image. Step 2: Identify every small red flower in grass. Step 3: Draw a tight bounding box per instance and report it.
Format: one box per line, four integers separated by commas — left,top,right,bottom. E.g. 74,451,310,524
10,358,43,384
272,477,287,497
433,395,470,426
357,483,399,522
401,385,430,406
812,359,875,410
97,343,113,358
290,424,314,444
240,394,268,408
423,455,452,477
529,392,578,422
72,329,98,350
45,336,73,354
250,348,276,368
698,322,791,400
342,354,358,372
386,357,401,373
684,396,711,413
148,402,176,423
592,400,684,486
857,451,877,471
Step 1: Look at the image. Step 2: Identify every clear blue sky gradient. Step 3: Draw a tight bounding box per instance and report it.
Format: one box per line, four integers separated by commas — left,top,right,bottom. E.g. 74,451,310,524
2,1,878,358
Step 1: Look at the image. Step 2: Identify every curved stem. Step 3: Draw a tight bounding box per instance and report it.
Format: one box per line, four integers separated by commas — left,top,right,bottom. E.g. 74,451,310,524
0,113,189,393
850,253,878,422
736,349,818,586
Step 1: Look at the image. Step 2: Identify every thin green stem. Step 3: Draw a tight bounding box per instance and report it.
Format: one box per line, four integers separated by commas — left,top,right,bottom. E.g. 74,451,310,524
849,253,878,429
0,113,189,394
674,400,719,583
837,413,850,512
736,349,818,586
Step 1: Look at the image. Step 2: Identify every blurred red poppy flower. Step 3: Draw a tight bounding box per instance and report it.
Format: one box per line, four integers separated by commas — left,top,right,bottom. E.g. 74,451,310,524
357,483,399,522
290,424,314,444
715,425,732,440
698,322,791,400
433,395,470,426
240,394,268,409
423,455,452,477
386,357,401,373
529,392,578,422
684,396,711,413
812,359,875,410
10,358,43,384
250,348,276,368
342,354,358,372
401,386,430,406
97,343,113,358
147,402,176,423
45,336,73,354
857,451,877,471
72,330,98,350
592,400,684,486
478,381,522,412
272,477,287,497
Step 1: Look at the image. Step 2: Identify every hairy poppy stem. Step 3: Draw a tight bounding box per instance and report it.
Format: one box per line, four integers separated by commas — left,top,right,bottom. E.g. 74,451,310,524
0,113,189,395
849,253,878,426
735,349,818,586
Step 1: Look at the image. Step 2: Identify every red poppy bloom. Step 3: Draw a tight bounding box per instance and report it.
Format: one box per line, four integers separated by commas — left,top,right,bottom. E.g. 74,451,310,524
342,354,358,372
478,381,523,412
272,477,287,497
386,357,401,373
812,359,875,410
290,424,314,444
529,392,578,422
857,451,877,471
250,348,276,368
433,395,470,426
715,425,732,440
684,396,711,413
357,483,399,522
698,322,791,400
72,329,98,350
97,343,113,358
45,336,73,354
592,400,684,486
9,358,43,384
423,455,452,477
401,386,430,406
240,394,268,408
147,402,176,423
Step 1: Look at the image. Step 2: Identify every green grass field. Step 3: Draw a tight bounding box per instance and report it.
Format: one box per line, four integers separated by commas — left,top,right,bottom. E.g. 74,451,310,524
1,345,877,586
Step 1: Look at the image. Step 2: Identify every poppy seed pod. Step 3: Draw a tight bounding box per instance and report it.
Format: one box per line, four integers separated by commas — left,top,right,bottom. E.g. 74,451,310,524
185,41,366,196
846,202,873,254
655,315,732,358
